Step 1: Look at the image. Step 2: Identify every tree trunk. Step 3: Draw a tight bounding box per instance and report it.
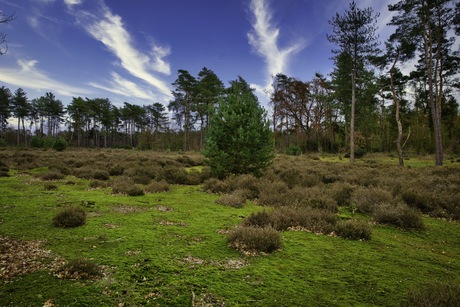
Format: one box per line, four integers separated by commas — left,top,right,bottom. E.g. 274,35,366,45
390,55,404,166
350,71,356,164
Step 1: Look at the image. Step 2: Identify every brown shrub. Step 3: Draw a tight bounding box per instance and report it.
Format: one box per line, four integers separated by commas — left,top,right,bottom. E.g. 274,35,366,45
242,210,274,228
39,171,65,181
271,207,337,234
215,190,247,208
257,179,290,206
144,180,170,193
52,207,86,228
335,219,372,240
405,283,460,307
111,176,144,196
351,187,394,214
228,226,282,254
373,202,425,230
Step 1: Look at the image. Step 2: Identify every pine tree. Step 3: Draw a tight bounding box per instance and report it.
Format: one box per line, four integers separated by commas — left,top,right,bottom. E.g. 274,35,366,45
203,77,274,179
327,1,380,163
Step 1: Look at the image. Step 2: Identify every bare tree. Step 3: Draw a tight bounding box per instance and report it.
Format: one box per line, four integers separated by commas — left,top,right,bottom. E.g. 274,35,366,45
0,10,15,55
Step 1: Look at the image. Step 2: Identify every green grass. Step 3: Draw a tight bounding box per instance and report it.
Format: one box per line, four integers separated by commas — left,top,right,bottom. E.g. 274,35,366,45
1,150,460,306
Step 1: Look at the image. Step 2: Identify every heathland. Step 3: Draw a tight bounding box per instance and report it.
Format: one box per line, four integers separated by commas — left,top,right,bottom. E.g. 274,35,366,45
0,148,459,306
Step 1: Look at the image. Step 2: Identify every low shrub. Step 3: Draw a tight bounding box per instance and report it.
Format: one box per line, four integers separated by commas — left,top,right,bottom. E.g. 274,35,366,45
39,171,65,181
88,180,110,189
271,207,337,234
351,187,394,214
373,203,425,230
30,136,45,148
144,180,170,193
108,164,125,176
202,178,233,194
335,220,372,240
257,180,290,206
242,210,274,228
400,189,434,213
215,190,247,208
112,177,144,196
330,182,355,207
228,226,282,254
57,258,102,280
405,283,460,307
92,169,110,181
160,165,189,184
44,183,58,191
52,207,87,228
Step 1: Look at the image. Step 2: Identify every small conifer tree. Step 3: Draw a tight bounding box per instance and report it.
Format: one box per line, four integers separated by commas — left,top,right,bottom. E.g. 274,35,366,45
203,76,274,178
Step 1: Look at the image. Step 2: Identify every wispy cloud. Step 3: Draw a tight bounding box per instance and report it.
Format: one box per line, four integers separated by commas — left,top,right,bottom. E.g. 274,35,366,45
0,59,92,96
67,1,172,98
89,72,161,101
247,0,306,91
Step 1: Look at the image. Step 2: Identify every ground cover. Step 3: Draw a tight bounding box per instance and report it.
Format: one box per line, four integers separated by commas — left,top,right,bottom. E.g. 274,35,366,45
0,148,459,306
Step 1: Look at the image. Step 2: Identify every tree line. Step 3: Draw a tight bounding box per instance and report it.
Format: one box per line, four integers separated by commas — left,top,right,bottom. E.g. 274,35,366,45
0,0,459,166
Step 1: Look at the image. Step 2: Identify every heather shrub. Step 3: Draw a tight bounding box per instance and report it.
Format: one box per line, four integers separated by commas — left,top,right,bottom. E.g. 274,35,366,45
351,187,394,214
160,165,189,184
202,178,233,194
400,188,434,213
44,183,58,191
108,164,125,176
58,258,102,280
91,169,110,181
257,179,290,206
186,169,203,185
279,168,302,189
88,180,110,189
228,226,282,254
271,207,337,234
294,186,338,212
242,210,274,228
373,202,425,230
405,283,460,307
335,220,372,240
52,207,87,228
112,176,144,196
330,182,355,207
215,190,247,208
144,180,170,193
39,171,65,181
232,174,260,199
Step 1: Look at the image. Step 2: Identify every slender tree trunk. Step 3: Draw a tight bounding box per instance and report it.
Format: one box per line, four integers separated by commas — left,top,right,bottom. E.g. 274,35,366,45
390,58,404,166
16,117,20,146
350,71,356,164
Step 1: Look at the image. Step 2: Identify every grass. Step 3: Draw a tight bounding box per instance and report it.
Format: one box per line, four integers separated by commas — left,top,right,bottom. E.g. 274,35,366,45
0,148,459,306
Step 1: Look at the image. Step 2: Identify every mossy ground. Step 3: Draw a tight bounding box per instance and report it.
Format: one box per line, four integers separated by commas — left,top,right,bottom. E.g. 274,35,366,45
0,148,459,306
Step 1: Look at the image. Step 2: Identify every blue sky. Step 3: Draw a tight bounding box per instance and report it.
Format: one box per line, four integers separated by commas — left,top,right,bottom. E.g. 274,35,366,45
0,0,396,108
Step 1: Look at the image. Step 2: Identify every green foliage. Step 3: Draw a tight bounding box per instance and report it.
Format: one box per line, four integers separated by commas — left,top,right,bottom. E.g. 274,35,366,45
335,219,372,240
58,258,102,280
228,226,282,254
203,77,274,178
285,145,301,156
53,137,67,152
52,207,87,228
30,136,45,148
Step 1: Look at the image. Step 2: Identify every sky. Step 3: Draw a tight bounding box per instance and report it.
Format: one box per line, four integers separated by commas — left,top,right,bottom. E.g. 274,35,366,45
0,0,398,109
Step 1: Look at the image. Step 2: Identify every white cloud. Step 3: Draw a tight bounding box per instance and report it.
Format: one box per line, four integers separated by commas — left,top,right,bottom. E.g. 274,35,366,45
247,0,306,91
69,1,172,98
64,0,82,6
89,72,161,101
0,59,92,96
